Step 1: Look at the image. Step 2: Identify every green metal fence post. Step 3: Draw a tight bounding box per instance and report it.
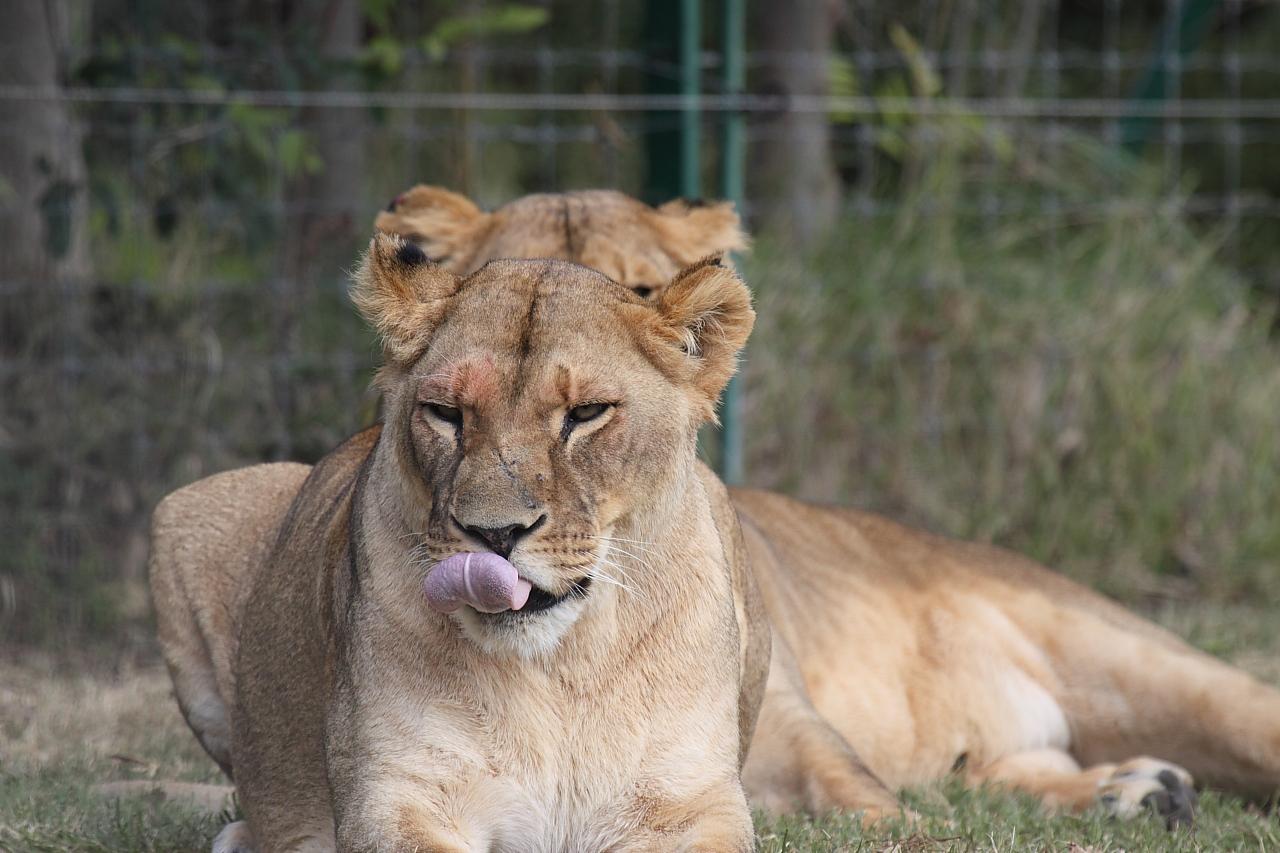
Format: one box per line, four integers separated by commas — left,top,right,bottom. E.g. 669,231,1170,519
1119,0,1220,153
718,0,745,485
680,0,702,199
642,2,682,203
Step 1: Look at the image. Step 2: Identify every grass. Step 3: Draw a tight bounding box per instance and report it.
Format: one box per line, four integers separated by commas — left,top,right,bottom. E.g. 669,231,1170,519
741,134,1280,608
0,659,228,852
0,768,224,853
757,788,1280,852
3,603,1278,851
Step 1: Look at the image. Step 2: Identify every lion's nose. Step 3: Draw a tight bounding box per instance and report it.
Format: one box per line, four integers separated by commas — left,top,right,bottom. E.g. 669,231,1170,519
459,515,546,559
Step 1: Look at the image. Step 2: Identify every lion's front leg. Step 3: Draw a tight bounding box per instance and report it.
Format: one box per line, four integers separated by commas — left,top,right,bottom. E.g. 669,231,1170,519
617,778,755,853
330,772,494,853
334,807,472,853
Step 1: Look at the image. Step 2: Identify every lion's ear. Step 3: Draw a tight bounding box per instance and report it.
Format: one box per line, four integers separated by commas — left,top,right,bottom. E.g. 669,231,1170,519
652,198,750,266
654,256,755,421
373,184,491,270
352,232,461,363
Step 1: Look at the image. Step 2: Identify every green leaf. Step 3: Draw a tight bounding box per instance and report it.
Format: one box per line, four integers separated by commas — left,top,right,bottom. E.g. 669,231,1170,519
423,5,550,60
227,101,290,165
875,76,912,128
828,55,859,98
889,24,941,98
181,73,225,94
361,35,404,77
362,0,398,31
278,130,321,178
828,54,862,124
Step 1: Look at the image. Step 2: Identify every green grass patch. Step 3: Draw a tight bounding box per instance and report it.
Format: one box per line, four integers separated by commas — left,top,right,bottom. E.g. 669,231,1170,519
4,763,1277,852
0,761,228,853
741,134,1280,607
758,784,1279,852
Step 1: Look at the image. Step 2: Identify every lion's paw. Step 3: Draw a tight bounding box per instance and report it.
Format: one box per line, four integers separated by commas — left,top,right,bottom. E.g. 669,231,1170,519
1097,757,1196,829
212,820,257,853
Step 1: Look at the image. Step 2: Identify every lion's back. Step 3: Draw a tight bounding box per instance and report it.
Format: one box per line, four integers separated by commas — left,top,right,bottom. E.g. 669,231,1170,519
150,462,312,703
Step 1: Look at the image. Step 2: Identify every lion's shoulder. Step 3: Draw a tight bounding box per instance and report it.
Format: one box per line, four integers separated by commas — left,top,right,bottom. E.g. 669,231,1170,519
274,425,382,544
235,426,384,705
247,424,383,613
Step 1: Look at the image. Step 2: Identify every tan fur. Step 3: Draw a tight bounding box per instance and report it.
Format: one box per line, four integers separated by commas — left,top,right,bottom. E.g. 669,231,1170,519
374,186,748,299
734,492,1266,825
154,188,1280,839
150,462,311,778
375,188,1280,816
153,242,767,851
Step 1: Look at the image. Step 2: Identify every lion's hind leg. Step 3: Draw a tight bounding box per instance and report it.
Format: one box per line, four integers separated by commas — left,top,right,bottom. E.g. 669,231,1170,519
1030,600,1280,802
970,749,1196,829
150,486,236,778
149,462,312,779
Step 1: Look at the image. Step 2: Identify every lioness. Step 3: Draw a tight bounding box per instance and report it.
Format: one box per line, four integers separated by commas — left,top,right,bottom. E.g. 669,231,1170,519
158,238,768,851
376,188,1280,820
154,188,1280,836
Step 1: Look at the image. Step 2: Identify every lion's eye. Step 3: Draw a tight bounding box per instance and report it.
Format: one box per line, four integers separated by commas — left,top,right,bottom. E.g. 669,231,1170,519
562,403,613,440
632,285,654,299
568,403,610,424
423,402,463,427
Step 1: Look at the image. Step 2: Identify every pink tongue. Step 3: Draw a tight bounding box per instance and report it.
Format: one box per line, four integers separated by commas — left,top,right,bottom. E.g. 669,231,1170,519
424,552,534,614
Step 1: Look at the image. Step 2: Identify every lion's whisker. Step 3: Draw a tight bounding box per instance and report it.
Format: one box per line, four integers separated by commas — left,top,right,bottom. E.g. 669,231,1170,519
584,568,627,590
587,561,644,600
598,535,659,549
592,558,650,600
602,543,653,562
599,538,651,557
595,549,642,579
602,546,661,565
599,544,654,576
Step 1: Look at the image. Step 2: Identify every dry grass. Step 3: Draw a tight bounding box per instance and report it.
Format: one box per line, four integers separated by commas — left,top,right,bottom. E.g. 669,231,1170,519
0,658,227,851
1,660,207,774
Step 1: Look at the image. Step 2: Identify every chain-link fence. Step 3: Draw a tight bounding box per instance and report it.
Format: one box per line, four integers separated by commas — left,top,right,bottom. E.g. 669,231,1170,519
4,0,1280,648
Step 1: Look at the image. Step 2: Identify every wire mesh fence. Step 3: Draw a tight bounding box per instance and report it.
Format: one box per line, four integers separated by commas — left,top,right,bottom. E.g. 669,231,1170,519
3,0,1280,647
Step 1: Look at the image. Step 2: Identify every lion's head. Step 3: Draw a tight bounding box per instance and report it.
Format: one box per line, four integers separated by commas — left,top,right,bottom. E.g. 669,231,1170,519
373,186,748,300
353,233,753,656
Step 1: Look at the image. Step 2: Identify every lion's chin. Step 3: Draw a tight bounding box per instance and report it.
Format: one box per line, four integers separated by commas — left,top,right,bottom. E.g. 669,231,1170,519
453,589,591,659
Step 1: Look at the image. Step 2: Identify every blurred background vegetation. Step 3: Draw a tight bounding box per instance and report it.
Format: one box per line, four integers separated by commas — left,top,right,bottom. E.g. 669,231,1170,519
2,0,1278,651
